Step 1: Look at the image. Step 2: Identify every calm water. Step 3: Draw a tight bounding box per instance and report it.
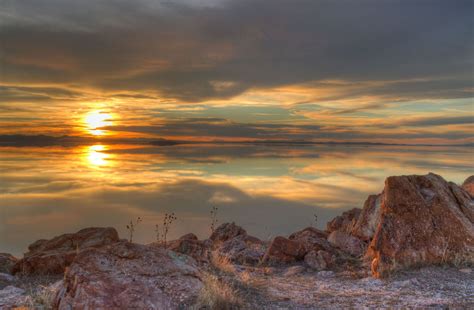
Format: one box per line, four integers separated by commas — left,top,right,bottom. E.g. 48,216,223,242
1,144,472,256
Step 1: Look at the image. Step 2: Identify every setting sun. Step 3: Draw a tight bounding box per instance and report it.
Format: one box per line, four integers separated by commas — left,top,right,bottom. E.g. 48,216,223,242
84,111,113,136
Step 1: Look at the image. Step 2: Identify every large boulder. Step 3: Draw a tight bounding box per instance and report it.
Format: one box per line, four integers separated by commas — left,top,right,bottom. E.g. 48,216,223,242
462,175,474,198
210,222,246,244
53,241,203,309
365,173,474,278
0,253,17,274
326,208,361,234
262,236,306,265
13,227,119,275
327,230,366,257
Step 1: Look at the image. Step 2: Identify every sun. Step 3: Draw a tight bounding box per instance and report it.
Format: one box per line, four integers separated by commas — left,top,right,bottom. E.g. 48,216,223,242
84,111,113,136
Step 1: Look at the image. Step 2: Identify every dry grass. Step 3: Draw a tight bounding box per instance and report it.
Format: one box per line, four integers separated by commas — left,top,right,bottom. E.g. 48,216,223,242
195,273,243,310
210,252,237,274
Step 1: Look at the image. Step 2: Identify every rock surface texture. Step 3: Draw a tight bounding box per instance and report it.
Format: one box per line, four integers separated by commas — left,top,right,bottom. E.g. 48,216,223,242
12,227,119,275
363,173,474,278
263,236,306,265
462,175,474,198
54,241,203,310
326,208,361,234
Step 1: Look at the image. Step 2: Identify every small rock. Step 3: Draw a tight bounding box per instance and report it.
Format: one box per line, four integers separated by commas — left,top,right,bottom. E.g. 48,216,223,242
317,270,334,278
0,253,17,274
210,222,247,244
304,250,334,271
327,230,366,257
262,236,306,265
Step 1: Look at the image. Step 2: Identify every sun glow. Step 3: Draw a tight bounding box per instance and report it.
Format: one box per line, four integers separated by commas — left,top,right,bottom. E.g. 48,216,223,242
84,111,113,136
86,144,110,167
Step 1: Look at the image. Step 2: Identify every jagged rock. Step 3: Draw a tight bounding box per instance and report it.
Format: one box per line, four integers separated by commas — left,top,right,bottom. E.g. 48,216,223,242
304,250,334,270
462,175,474,198
326,208,361,234
262,236,306,265
54,241,203,309
12,227,119,275
0,273,15,284
216,234,266,265
210,222,247,244
351,195,382,241
366,173,474,278
288,227,332,253
327,230,366,257
0,253,17,274
0,286,26,308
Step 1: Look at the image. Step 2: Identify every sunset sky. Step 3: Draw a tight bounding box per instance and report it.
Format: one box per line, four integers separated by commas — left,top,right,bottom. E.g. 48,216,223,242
0,0,473,144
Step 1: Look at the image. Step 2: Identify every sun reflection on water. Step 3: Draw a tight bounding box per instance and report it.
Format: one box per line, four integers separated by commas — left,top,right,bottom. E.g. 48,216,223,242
86,145,111,167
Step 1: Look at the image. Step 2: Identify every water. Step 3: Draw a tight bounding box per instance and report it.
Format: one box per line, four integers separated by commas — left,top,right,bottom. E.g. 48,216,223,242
1,143,472,256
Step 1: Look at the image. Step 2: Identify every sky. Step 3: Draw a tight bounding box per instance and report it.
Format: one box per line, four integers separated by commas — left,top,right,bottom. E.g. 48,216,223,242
0,0,473,144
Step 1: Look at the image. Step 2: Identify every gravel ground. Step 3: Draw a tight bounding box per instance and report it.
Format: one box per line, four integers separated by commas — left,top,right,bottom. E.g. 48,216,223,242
220,265,474,309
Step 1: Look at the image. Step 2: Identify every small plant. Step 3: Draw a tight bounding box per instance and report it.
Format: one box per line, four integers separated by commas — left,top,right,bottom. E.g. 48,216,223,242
154,224,160,243
210,205,219,233
161,212,177,246
313,213,318,227
126,217,142,243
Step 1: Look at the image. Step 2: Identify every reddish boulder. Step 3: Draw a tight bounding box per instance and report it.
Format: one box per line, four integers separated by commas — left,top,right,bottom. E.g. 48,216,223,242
54,241,203,309
210,222,246,244
326,208,361,234
13,227,119,275
288,227,333,253
327,230,366,257
462,175,474,198
262,236,306,265
366,173,474,278
0,254,17,274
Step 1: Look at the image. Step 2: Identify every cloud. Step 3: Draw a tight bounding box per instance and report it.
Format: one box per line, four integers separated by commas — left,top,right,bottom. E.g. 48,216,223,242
1,0,472,102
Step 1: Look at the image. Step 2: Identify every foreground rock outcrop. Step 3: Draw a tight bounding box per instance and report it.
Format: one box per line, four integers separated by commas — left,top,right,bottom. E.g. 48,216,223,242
12,227,119,275
359,173,474,277
54,241,203,309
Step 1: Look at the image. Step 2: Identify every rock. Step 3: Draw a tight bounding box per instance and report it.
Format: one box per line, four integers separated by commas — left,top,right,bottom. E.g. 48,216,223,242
0,286,26,308
304,250,334,270
13,227,119,275
0,253,17,274
328,230,366,257
316,270,334,278
262,236,306,265
216,234,266,266
288,227,333,253
351,195,383,241
326,208,361,234
366,173,474,278
54,241,203,309
462,175,474,198
165,238,209,263
210,222,247,244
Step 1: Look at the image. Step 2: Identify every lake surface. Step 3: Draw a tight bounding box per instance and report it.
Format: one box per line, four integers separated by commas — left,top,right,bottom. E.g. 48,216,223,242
1,143,472,256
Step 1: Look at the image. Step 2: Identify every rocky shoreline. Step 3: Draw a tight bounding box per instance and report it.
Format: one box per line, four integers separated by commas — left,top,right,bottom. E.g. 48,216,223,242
1,173,473,309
